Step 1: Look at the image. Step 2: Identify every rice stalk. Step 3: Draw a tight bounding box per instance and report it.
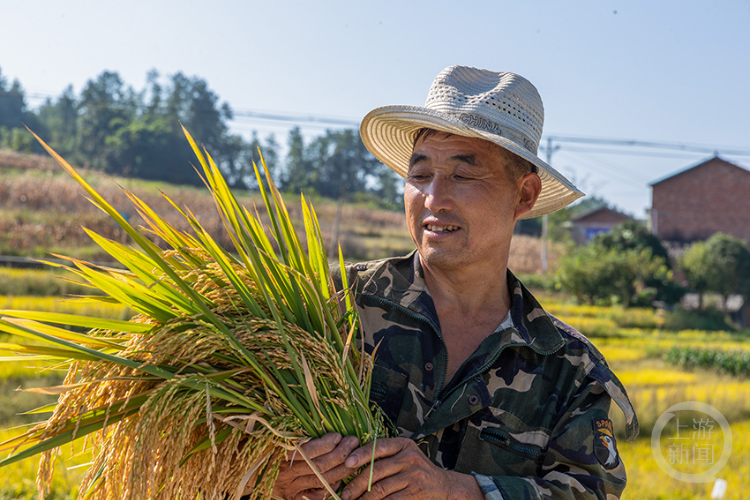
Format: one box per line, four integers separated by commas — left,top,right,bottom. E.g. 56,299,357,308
0,128,387,499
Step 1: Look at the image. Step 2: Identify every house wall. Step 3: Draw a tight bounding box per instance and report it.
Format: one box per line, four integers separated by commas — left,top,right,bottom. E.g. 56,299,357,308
652,159,750,244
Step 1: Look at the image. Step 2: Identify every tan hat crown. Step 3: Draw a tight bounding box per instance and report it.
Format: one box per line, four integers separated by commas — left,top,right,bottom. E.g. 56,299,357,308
424,66,544,156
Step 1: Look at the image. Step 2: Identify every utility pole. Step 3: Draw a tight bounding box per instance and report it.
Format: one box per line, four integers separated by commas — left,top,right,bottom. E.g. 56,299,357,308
540,137,560,273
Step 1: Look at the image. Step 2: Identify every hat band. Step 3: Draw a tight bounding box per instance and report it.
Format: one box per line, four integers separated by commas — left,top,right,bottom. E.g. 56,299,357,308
444,112,538,154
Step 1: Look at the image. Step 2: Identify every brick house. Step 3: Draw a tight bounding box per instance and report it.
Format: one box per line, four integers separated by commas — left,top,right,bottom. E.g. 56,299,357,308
650,157,750,244
569,206,633,244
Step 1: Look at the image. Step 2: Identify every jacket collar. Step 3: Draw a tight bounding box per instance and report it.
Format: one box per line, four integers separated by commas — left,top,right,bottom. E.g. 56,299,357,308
357,251,565,354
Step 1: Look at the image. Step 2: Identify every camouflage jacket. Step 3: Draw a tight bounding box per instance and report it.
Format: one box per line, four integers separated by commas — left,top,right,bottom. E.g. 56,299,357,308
336,252,639,500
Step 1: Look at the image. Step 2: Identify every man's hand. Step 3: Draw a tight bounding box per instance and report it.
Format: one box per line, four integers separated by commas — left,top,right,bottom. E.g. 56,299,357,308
271,432,360,500
341,438,482,500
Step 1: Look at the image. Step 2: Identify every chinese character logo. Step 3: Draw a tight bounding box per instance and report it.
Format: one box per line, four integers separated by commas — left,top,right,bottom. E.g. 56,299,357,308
651,401,732,483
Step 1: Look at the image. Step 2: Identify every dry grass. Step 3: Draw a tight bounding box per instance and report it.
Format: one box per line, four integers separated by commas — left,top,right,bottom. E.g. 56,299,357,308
0,149,59,172
0,163,564,268
508,235,565,274
0,167,413,261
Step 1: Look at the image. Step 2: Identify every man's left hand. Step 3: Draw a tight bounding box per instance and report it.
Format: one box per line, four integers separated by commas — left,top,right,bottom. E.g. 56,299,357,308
341,437,482,500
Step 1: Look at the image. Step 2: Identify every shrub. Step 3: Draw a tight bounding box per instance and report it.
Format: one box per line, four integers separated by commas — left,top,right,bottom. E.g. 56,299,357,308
665,346,750,377
556,243,669,307
662,307,735,331
680,233,750,310
595,221,684,305
516,273,557,291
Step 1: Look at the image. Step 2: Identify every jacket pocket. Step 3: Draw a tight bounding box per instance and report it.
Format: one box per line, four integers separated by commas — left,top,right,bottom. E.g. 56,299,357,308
454,412,547,477
479,426,544,461
369,363,408,427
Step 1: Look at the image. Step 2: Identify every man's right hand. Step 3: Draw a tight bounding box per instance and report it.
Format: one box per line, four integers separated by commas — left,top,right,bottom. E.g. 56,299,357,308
271,432,360,500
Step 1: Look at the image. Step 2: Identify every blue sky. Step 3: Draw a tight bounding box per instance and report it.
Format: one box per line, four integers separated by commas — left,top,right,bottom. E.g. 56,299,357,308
3,0,749,217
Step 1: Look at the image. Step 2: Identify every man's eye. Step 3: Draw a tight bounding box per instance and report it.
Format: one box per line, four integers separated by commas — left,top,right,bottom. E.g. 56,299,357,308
408,173,429,181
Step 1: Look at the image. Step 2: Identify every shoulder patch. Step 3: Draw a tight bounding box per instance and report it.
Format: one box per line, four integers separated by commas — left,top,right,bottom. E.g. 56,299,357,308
592,418,619,469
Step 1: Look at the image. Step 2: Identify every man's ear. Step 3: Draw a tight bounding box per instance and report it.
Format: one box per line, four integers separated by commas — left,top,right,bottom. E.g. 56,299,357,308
514,172,542,220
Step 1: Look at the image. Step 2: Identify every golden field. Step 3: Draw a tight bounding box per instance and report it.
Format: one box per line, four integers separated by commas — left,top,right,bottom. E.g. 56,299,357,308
1,290,749,498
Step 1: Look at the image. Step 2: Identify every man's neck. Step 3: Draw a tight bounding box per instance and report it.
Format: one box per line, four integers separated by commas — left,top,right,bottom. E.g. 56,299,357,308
419,254,513,382
420,255,512,321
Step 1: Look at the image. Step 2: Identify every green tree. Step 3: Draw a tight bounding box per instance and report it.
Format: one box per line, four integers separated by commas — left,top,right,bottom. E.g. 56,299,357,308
283,127,314,194
596,220,670,264
682,233,750,312
284,128,402,208
76,71,138,171
37,85,79,157
0,69,31,129
105,118,198,184
241,132,280,189
0,67,44,152
595,220,683,305
373,166,404,211
557,243,669,306
681,240,712,309
61,69,258,187
308,129,379,199
159,72,256,187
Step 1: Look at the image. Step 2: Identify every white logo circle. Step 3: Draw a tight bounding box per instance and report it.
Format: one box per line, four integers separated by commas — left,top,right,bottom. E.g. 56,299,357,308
651,401,732,483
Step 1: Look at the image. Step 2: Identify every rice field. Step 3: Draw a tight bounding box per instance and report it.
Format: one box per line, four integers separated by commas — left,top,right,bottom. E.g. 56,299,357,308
0,294,131,499
538,297,750,497
1,285,750,497
621,419,750,500
0,428,88,500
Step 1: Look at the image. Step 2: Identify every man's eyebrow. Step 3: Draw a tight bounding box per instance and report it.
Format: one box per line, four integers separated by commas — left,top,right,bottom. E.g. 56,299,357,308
408,153,427,167
408,153,480,167
449,154,478,166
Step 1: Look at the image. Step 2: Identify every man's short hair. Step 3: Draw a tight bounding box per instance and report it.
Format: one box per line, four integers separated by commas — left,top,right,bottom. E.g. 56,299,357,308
412,127,537,182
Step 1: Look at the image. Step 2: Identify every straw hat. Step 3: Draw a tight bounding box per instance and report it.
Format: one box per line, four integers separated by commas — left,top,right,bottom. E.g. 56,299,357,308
360,65,584,219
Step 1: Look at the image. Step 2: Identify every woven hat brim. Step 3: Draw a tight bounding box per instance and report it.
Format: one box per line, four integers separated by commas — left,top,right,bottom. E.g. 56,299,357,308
360,105,584,219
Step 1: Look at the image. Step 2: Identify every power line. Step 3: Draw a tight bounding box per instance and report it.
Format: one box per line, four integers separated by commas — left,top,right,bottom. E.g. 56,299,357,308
561,150,649,188
231,109,358,128
546,134,750,157
560,146,711,161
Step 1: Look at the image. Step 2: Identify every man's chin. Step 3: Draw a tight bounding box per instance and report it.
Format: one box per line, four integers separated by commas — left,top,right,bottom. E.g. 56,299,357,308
418,248,468,272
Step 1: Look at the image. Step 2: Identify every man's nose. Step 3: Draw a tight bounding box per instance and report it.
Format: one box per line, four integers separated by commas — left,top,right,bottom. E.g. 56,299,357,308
423,177,454,213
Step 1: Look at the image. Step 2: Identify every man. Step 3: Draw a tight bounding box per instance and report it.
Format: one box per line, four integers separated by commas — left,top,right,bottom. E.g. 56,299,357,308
271,65,638,500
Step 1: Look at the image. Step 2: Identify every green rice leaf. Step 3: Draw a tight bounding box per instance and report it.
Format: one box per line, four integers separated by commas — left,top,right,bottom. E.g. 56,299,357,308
0,310,152,334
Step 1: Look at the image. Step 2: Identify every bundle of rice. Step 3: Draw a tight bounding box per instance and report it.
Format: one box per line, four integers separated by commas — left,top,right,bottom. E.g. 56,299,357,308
0,128,387,500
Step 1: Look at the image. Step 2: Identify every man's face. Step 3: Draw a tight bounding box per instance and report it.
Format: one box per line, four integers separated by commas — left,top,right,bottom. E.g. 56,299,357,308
405,133,529,273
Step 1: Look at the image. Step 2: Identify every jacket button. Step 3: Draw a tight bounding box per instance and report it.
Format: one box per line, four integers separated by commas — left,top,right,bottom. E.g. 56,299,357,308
424,362,433,371
468,395,480,405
